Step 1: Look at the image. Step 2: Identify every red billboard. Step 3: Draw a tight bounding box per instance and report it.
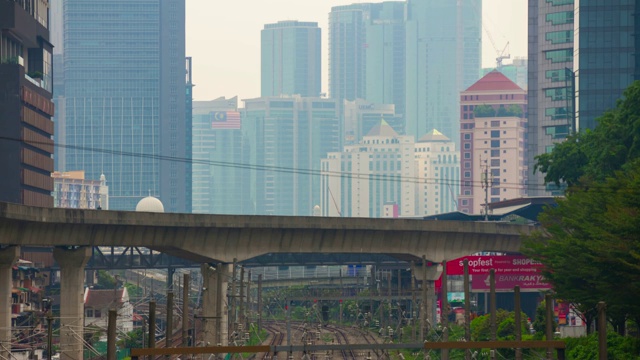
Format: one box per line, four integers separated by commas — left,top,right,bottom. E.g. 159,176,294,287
444,255,551,292
446,255,543,275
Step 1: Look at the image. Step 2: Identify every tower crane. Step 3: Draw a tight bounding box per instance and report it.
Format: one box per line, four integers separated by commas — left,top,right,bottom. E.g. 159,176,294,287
482,22,510,68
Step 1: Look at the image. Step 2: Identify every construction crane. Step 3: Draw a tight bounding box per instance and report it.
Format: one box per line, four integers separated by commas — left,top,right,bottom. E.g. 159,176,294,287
482,21,510,68
496,42,511,68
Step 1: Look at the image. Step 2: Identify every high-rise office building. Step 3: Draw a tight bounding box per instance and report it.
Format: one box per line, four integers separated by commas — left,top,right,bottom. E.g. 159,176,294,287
0,0,55,207
192,97,253,215
574,1,640,131
329,2,406,117
459,71,528,214
243,96,340,216
61,0,189,212
261,21,321,98
343,99,403,145
405,0,482,143
527,0,574,196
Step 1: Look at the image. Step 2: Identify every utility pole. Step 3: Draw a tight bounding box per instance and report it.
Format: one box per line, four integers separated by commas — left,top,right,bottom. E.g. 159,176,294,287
182,273,190,347
257,275,263,333
46,311,53,360
481,157,491,221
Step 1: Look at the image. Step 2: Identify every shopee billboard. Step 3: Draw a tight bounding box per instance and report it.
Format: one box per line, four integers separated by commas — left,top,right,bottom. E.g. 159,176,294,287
446,255,543,276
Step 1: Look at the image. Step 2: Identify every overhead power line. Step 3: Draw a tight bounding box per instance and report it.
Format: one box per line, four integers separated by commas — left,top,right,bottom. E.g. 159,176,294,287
2,136,637,194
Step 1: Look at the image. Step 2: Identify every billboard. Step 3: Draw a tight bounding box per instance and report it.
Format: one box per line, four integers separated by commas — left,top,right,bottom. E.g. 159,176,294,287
471,272,550,291
446,255,543,275
445,255,551,292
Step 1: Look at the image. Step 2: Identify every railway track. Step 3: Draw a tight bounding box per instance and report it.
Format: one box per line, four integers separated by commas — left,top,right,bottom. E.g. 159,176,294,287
325,324,357,360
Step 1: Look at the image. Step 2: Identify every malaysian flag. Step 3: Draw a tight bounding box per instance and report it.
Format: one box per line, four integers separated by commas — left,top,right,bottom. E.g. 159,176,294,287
211,111,241,129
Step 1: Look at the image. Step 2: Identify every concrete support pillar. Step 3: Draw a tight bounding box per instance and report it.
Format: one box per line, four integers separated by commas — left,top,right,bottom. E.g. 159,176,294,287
0,246,20,359
201,263,229,347
413,260,442,333
53,246,91,360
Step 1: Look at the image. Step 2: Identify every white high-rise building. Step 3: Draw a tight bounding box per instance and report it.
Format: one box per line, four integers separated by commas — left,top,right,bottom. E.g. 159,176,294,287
321,121,459,218
414,130,460,215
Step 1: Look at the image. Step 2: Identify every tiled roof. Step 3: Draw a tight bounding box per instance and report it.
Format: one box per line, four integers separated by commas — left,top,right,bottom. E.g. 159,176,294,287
465,70,522,92
85,288,125,308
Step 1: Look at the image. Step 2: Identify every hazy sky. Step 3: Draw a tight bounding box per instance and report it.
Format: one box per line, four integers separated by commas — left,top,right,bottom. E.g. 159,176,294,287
186,0,527,102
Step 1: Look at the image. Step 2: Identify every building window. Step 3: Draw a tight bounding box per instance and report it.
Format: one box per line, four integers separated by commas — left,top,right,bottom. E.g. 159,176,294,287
491,130,500,138
546,30,573,44
464,171,471,178
546,69,572,82
545,87,570,101
464,133,471,140
464,143,471,149
545,107,569,120
546,11,574,25
545,48,573,63
490,140,500,148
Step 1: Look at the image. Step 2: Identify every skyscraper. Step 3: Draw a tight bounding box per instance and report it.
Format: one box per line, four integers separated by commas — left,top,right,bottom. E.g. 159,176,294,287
343,99,403,145
0,0,55,207
61,0,189,212
405,0,482,143
527,0,574,196
574,1,640,131
243,96,340,215
329,2,406,117
261,21,321,98
192,97,252,215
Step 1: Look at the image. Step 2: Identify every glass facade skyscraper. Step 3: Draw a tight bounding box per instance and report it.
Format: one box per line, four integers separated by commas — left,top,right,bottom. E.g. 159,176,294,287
329,2,405,119
405,0,482,142
574,0,640,131
61,0,189,211
242,97,340,216
261,21,321,98
192,97,252,215
528,1,640,196
527,0,575,196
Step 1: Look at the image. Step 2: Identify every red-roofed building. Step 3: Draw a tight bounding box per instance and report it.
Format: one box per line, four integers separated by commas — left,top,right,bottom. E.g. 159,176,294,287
458,71,528,214
84,287,133,333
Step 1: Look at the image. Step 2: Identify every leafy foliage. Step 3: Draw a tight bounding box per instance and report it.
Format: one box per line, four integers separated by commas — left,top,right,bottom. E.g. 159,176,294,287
95,270,117,289
565,332,640,360
474,104,496,118
525,80,640,333
534,80,640,187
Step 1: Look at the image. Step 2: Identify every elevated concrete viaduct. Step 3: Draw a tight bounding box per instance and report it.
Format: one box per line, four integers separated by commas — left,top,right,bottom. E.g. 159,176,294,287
0,202,534,359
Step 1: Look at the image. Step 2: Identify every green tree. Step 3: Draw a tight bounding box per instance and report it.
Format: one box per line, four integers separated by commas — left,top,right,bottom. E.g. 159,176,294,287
474,104,496,118
96,270,117,289
118,328,144,349
524,160,640,334
534,80,640,187
525,81,640,334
